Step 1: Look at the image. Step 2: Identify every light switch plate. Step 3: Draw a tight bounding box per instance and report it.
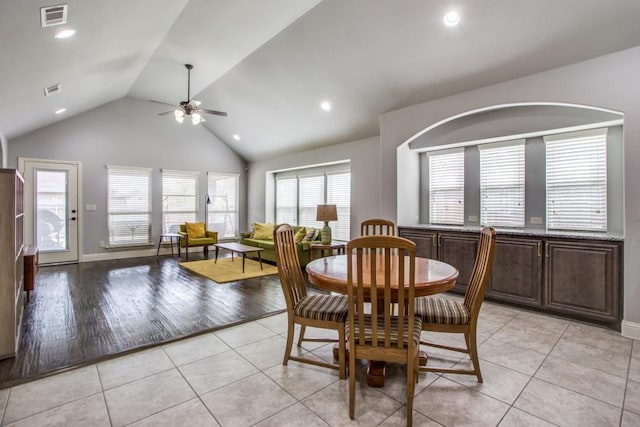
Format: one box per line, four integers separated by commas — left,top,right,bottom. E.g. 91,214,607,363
531,216,542,224
86,204,96,211
468,215,478,223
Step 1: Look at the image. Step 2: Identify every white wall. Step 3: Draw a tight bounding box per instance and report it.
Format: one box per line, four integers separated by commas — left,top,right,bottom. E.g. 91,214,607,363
383,46,640,328
7,97,247,256
247,136,380,239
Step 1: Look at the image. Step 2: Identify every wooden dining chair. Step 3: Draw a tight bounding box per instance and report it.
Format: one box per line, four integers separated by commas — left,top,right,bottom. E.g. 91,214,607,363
273,224,348,379
415,226,496,382
346,235,421,425
360,218,396,236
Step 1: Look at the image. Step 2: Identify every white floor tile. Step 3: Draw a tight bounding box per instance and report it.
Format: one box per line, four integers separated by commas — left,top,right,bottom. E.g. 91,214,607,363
178,349,258,395
162,332,231,366
103,369,195,427
3,393,109,427
97,347,174,390
3,366,102,424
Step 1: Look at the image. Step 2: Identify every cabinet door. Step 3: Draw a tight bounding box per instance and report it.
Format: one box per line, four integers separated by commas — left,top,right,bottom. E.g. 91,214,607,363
487,237,543,307
438,233,478,293
398,229,437,259
544,240,620,323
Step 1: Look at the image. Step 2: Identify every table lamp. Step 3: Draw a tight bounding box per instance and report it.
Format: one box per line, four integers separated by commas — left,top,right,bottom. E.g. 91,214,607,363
316,204,337,244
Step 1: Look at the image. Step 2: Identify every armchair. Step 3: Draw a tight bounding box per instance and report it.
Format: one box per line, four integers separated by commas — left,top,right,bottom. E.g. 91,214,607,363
178,223,218,261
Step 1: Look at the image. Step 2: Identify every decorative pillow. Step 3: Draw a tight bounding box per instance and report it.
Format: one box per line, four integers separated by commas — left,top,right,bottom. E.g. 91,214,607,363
303,228,319,241
252,222,275,240
185,222,206,239
294,228,307,242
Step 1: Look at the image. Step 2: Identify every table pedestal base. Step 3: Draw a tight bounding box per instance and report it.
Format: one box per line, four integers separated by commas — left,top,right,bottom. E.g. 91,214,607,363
332,346,428,387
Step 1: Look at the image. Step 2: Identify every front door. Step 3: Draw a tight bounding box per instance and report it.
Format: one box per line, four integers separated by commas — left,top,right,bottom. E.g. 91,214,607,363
20,159,80,264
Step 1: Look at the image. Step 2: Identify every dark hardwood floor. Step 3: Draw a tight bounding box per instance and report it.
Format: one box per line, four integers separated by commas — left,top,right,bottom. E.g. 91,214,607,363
0,253,287,389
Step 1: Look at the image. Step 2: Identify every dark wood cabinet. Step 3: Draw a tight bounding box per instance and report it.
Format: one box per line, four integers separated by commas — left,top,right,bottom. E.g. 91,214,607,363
438,232,478,293
544,239,620,323
398,226,623,328
487,237,543,307
398,229,437,259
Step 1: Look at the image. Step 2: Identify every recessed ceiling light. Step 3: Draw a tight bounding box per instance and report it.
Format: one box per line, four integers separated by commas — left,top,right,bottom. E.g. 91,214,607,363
233,134,240,141
443,11,460,27
320,101,332,111
54,28,75,39
55,108,66,114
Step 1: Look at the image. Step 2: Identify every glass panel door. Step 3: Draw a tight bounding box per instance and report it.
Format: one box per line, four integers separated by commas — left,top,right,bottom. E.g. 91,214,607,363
36,170,68,251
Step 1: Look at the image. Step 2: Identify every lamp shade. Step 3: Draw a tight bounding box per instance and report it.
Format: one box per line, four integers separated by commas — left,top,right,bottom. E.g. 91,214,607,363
316,204,338,222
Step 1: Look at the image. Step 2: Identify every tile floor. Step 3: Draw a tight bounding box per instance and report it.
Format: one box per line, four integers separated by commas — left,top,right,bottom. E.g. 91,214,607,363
0,300,638,426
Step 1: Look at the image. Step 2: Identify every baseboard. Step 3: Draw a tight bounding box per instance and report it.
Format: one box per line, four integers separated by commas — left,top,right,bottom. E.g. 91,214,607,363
621,320,640,340
81,246,203,263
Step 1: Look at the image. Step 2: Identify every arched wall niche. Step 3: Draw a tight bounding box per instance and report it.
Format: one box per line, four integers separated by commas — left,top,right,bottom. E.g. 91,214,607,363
405,102,623,151
396,102,624,233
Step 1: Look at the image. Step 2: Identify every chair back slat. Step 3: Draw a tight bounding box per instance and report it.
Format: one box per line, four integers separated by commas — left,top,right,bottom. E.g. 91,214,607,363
347,235,416,351
274,224,307,310
463,227,497,318
360,218,396,237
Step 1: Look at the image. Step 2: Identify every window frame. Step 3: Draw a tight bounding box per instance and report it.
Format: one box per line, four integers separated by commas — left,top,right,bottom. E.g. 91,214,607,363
274,163,351,241
479,139,526,228
207,172,240,239
544,128,608,232
106,165,153,247
427,148,465,225
161,169,200,234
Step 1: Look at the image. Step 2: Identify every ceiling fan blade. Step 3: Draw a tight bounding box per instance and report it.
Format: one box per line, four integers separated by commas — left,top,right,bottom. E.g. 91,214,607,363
199,108,228,117
149,100,177,107
158,111,174,116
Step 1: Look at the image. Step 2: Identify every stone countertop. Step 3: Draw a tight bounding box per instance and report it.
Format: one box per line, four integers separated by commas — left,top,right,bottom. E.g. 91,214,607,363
398,224,624,242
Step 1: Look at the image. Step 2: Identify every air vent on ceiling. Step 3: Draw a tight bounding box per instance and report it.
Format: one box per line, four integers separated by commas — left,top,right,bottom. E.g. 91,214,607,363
44,84,61,96
40,4,68,28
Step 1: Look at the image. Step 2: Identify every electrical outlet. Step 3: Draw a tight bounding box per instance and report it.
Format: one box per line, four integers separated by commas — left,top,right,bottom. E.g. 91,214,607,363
99,240,105,248
531,217,543,225
468,215,478,223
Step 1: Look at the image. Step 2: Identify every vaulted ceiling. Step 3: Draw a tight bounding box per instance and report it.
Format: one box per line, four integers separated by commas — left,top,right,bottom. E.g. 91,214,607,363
2,0,640,161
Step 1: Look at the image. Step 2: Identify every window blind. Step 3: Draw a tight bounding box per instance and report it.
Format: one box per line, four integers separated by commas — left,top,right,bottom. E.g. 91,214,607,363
428,148,464,225
545,128,607,231
107,165,152,246
299,175,325,227
327,172,351,241
274,164,351,240
276,177,297,224
207,173,239,238
162,169,199,233
479,140,525,227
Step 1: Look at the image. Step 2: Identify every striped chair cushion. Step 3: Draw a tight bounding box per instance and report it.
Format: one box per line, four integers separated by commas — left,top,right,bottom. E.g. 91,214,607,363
415,297,470,325
295,295,348,322
346,315,422,347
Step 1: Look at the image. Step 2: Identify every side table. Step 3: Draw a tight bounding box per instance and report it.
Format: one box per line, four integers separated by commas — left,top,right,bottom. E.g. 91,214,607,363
309,241,346,260
156,233,182,258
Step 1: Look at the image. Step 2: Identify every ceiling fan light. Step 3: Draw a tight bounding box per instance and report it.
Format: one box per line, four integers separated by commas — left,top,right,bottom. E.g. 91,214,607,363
191,113,202,125
174,109,185,119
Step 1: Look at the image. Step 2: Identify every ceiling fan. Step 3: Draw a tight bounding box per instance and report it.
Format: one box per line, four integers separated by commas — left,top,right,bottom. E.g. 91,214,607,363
151,64,227,125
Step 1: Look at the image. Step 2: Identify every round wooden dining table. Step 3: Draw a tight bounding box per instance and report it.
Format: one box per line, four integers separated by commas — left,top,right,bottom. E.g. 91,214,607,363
306,254,459,387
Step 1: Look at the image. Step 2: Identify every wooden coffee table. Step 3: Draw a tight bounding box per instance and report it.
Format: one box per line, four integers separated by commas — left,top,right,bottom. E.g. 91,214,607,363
214,242,264,273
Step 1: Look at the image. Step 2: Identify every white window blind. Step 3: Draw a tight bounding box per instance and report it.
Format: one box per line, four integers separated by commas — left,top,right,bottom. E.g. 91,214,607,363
207,173,239,238
479,140,525,227
545,128,607,231
162,169,199,233
274,163,351,241
327,172,351,241
428,148,464,225
276,177,297,224
107,165,152,246
299,175,325,227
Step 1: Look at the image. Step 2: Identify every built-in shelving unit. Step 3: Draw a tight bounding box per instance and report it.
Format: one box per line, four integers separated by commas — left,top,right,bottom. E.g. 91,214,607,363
0,168,25,359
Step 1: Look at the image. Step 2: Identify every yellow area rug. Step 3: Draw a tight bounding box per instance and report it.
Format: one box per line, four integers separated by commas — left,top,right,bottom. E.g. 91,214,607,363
180,257,279,283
